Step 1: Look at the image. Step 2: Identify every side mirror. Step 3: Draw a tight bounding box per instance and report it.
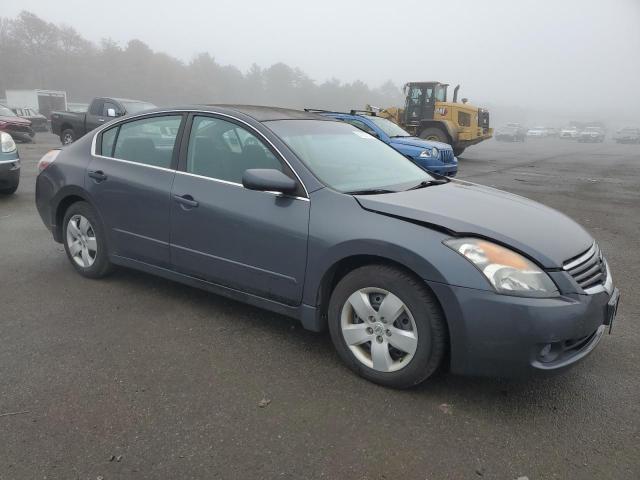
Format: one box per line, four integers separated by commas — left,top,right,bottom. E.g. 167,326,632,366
242,169,297,195
106,108,117,117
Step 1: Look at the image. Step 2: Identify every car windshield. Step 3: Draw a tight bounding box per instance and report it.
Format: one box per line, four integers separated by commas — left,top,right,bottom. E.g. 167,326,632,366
267,120,433,193
367,116,412,137
121,101,157,114
0,105,17,117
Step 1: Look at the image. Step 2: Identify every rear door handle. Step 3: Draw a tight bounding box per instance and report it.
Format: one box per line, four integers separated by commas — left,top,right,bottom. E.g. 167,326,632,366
98,118,105,122
173,194,199,208
88,170,107,182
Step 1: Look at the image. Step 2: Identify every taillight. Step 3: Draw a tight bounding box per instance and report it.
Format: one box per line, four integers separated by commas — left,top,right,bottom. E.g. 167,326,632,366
38,149,61,172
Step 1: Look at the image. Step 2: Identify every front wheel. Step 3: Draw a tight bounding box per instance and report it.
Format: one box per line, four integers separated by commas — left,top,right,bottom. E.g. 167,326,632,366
63,201,113,278
419,127,449,144
328,265,447,389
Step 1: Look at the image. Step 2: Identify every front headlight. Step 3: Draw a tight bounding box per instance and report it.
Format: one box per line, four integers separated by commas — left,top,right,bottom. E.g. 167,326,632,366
1,132,17,153
419,147,438,158
444,238,559,297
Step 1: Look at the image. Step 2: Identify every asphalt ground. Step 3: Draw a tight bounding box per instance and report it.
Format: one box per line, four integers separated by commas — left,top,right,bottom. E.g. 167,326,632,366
1,132,639,479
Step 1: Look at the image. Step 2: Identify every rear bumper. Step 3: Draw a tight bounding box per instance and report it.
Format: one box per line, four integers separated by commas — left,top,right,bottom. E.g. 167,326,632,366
427,280,614,377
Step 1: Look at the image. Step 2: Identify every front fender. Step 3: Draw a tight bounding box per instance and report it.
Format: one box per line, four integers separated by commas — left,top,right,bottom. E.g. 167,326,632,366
302,189,492,308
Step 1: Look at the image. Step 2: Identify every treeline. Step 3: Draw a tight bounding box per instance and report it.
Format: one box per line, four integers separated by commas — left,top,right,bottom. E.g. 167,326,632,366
0,11,404,110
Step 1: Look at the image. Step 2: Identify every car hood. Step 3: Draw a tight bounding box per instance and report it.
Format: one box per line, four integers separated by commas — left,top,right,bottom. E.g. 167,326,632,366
0,115,31,125
389,136,451,150
355,180,592,268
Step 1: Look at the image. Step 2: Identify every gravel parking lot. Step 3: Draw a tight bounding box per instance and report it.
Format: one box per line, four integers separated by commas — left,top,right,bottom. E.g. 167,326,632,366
1,133,639,479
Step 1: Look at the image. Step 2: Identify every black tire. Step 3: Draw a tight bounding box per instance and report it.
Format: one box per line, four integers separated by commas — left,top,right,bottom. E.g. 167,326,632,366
62,201,113,278
453,146,466,156
0,183,18,195
419,127,449,144
61,129,75,145
328,264,447,389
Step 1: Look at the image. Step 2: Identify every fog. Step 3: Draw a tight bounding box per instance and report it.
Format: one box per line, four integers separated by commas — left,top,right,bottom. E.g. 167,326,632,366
2,0,639,125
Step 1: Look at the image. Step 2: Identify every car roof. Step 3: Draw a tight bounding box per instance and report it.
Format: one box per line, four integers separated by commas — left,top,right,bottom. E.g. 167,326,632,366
210,105,326,121
136,104,331,123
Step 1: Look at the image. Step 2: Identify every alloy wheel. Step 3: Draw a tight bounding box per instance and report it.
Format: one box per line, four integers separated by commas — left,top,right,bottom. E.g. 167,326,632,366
340,288,418,372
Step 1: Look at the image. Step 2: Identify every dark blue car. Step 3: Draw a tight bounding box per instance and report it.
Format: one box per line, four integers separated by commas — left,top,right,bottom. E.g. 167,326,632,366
311,109,458,177
35,105,618,388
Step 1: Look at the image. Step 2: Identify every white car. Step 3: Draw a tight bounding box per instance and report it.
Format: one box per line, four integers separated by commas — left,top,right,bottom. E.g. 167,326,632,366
560,127,580,139
526,126,548,137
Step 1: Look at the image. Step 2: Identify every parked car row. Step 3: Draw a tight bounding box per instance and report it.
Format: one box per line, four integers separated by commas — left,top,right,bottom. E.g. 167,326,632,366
496,123,638,144
613,127,640,144
33,105,619,388
495,123,526,142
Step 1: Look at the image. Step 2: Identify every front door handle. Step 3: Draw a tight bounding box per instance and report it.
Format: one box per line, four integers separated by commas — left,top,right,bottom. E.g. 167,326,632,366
173,194,199,208
98,118,105,122
88,170,107,182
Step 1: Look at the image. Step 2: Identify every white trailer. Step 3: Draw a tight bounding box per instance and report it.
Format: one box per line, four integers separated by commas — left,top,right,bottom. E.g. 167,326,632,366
5,89,68,118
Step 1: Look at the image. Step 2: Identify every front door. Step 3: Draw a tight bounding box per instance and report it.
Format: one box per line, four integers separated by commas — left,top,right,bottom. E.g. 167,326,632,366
170,114,310,305
86,114,184,268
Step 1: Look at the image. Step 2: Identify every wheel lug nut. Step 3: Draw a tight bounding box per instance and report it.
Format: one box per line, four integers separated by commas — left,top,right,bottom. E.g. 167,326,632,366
366,327,373,334
376,336,383,343
386,329,391,336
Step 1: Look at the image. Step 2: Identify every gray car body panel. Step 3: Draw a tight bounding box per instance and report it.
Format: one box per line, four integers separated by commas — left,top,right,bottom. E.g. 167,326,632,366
35,105,613,378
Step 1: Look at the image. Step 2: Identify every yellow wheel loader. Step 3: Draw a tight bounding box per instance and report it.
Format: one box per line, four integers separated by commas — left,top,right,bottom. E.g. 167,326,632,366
377,82,493,156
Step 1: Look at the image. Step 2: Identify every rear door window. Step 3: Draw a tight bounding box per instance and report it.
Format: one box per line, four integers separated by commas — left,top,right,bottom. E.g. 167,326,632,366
100,126,118,157
111,115,182,168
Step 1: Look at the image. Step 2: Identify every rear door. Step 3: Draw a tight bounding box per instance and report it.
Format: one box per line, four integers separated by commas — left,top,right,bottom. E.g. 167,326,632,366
86,114,185,268
169,114,310,305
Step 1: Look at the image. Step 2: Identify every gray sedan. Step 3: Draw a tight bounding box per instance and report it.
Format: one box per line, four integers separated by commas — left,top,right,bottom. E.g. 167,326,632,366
34,105,619,388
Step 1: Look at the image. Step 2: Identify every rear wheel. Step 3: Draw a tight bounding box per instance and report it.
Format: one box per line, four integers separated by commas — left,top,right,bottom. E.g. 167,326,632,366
63,201,113,278
328,265,447,389
61,129,75,145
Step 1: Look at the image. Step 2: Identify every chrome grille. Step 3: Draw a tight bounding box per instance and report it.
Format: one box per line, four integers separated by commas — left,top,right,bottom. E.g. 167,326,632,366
439,149,455,164
563,243,608,292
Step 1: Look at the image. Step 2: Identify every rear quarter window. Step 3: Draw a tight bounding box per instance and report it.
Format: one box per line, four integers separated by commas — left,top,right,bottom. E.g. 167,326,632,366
100,126,118,157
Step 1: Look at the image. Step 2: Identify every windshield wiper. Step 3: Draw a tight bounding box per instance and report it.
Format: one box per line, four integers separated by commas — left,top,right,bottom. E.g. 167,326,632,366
390,135,411,138
406,179,449,190
345,188,396,195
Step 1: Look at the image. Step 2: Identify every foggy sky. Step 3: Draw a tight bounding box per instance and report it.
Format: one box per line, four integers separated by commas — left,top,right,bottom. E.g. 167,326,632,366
3,0,640,116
